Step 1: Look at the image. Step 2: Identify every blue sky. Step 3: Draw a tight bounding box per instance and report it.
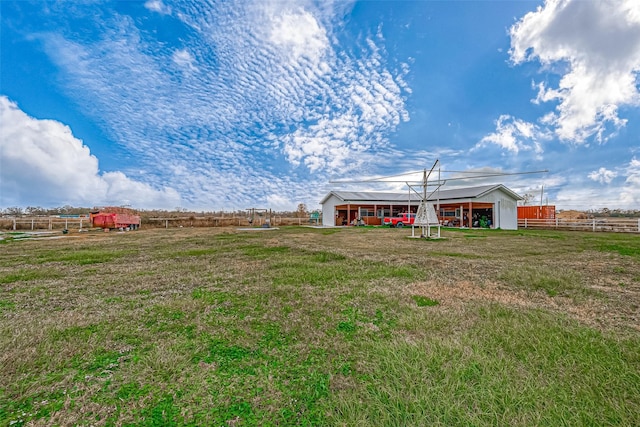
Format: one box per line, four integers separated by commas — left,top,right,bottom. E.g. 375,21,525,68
1,0,639,211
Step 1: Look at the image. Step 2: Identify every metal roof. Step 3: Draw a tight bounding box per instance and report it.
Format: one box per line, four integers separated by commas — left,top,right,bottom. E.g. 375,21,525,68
321,191,412,204
321,184,522,205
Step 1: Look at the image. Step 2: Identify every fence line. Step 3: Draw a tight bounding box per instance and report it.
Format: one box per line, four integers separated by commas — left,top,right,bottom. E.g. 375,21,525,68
145,216,318,228
1,217,87,231
518,217,640,233
0,216,319,231
4,216,638,233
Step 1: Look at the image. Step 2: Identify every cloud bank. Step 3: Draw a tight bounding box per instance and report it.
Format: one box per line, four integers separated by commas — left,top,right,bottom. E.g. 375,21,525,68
0,97,181,208
588,167,617,185
483,0,640,154
510,0,640,144
477,115,547,156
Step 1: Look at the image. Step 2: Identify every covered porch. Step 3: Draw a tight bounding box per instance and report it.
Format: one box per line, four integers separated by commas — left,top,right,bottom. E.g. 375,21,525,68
333,203,418,226
333,201,495,228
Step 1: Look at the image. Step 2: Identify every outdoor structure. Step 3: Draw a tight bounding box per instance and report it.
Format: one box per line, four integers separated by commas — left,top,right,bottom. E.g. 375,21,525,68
246,208,272,228
320,184,522,230
518,205,556,220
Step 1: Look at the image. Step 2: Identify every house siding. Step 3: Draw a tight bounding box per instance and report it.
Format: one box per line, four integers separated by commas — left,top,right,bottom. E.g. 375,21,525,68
321,195,339,226
320,185,521,230
474,188,519,230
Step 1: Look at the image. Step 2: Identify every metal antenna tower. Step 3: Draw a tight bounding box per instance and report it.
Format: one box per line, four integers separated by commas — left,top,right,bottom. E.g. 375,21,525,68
410,160,442,238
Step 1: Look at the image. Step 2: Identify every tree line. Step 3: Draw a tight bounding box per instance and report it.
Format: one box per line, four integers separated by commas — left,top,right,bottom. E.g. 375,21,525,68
1,203,315,219
584,208,640,218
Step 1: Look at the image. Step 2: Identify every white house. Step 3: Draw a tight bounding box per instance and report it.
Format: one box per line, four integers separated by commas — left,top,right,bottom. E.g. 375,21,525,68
320,184,522,230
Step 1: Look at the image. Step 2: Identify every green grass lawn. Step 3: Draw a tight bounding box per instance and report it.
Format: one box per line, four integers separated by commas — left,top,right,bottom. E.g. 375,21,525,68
1,227,639,426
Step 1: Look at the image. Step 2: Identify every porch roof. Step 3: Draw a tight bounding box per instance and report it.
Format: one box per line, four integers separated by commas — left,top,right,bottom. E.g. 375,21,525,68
321,184,522,205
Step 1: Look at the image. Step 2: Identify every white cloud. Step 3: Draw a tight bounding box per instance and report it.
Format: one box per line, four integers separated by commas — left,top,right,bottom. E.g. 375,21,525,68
620,158,640,206
17,0,408,210
266,193,296,211
588,167,617,184
179,1,407,176
279,30,409,173
544,158,639,210
476,115,546,155
510,0,640,144
144,0,171,15
172,49,198,71
268,9,329,65
0,96,181,208
625,158,640,185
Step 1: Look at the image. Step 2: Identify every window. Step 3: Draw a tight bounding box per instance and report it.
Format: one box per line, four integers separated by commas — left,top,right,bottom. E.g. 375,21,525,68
377,208,390,218
360,209,375,217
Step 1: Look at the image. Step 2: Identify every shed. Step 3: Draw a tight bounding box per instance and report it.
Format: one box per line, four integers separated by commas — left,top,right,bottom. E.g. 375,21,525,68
320,184,522,229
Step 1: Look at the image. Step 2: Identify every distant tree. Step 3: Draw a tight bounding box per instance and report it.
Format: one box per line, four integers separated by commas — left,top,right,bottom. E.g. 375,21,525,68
61,205,74,213
4,206,23,216
520,193,536,206
25,206,49,216
296,203,308,218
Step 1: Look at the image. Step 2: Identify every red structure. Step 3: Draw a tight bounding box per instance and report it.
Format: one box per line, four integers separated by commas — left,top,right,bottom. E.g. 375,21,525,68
517,205,556,220
90,209,141,230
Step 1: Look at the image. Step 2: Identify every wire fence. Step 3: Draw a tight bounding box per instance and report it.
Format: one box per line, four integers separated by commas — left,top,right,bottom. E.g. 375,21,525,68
4,216,638,233
518,217,640,233
0,215,321,231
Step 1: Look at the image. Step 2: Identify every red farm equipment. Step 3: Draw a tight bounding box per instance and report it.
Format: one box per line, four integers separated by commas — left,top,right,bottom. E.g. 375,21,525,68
90,209,141,231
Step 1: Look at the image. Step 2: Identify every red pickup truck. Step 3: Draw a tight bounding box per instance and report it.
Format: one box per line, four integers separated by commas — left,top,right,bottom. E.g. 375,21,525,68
383,213,416,228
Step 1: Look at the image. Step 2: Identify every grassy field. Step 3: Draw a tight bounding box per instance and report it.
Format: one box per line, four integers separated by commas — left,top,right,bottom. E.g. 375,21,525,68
1,226,639,426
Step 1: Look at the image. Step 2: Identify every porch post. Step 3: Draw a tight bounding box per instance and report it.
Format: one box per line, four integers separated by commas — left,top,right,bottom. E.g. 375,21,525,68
492,205,496,229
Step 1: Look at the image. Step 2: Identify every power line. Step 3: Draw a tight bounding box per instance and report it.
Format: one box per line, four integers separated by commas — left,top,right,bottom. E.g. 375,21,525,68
329,169,549,184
